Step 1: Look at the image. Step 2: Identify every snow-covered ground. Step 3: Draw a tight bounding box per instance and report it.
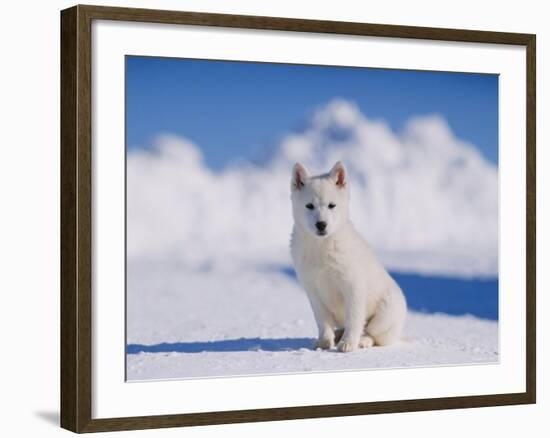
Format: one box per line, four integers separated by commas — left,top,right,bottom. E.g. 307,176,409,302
126,265,498,381
126,99,499,381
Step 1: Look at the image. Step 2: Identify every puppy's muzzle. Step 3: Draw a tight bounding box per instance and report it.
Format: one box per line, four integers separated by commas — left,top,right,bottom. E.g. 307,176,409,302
315,221,327,234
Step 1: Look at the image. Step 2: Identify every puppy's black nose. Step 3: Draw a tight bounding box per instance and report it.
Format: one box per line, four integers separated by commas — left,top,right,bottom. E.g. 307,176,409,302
316,221,327,232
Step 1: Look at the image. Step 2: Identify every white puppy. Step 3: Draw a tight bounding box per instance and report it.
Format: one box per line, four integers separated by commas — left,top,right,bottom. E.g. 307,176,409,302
290,161,407,352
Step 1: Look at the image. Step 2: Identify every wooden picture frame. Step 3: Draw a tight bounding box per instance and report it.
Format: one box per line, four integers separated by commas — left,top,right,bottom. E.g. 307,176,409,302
61,4,536,433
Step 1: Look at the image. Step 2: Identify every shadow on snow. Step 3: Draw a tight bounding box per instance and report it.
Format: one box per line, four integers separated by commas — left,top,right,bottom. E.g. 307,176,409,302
127,337,316,354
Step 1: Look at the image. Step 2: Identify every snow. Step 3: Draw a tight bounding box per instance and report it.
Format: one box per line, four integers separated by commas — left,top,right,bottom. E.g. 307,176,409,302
126,99,499,381
127,99,498,278
126,265,498,381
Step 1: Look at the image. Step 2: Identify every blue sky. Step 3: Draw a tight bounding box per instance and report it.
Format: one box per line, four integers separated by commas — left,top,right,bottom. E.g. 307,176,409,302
126,56,498,170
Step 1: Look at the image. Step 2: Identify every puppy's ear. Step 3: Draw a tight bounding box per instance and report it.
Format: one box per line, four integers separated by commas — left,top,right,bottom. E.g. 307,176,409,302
291,163,309,191
329,161,347,188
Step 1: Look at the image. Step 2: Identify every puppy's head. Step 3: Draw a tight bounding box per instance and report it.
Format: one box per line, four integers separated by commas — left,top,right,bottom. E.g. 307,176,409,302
290,161,350,239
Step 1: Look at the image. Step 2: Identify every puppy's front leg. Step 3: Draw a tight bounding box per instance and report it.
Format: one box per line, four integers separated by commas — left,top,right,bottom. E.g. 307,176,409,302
338,288,367,352
305,288,336,350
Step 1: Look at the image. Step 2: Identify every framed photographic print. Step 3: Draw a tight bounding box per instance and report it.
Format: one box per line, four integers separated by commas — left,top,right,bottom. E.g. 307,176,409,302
60,4,536,433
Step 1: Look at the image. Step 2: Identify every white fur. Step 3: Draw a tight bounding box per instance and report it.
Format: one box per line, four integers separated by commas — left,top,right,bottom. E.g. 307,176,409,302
290,162,407,352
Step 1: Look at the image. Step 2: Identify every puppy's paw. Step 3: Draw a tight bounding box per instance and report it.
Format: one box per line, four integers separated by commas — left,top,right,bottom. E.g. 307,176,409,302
337,339,358,353
315,337,334,350
358,335,374,349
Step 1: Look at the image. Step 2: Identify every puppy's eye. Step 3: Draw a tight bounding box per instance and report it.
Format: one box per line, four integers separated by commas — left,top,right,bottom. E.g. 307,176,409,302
328,203,336,209
306,203,315,210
